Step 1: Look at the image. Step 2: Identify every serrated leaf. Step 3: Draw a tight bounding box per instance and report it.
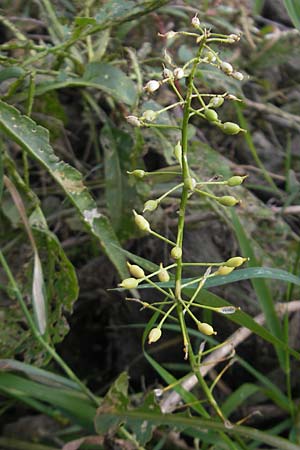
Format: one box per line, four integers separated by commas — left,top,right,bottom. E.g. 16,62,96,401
0,100,128,279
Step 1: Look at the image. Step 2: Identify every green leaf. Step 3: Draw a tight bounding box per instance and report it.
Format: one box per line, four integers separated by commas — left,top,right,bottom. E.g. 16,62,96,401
193,290,300,361
231,210,285,366
82,62,137,106
100,124,123,231
237,358,292,412
0,372,96,430
0,142,3,202
15,63,137,106
30,207,78,345
95,372,129,435
0,359,79,390
284,0,300,29
75,0,171,29
0,100,128,279
95,403,300,450
221,383,260,417
100,125,141,237
0,67,25,84
122,267,300,290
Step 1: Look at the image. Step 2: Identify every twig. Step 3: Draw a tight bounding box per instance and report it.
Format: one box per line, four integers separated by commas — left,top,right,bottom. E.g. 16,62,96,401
160,301,300,413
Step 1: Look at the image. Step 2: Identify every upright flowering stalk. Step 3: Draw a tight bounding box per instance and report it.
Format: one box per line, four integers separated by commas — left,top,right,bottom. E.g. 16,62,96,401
123,14,248,422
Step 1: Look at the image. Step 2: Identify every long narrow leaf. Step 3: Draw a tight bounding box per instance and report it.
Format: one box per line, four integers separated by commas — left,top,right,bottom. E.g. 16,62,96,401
130,267,300,290
0,373,96,430
283,0,300,29
0,359,80,390
95,406,300,450
231,210,285,366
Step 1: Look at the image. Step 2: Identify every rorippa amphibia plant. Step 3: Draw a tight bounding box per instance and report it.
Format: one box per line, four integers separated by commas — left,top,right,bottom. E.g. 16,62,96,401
122,15,248,423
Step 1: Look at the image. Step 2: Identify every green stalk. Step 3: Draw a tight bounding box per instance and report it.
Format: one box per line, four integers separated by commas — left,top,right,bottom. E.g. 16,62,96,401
171,34,228,422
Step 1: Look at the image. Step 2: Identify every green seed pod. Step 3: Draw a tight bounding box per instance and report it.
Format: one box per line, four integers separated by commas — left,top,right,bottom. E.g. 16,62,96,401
222,122,242,135
133,210,151,232
204,108,219,122
197,322,217,336
220,61,233,75
184,177,196,191
227,175,247,186
127,169,146,178
158,263,170,282
127,262,145,279
171,246,182,260
225,256,248,267
215,266,234,276
118,277,139,289
143,110,157,122
206,51,216,62
143,199,158,213
173,141,182,167
148,327,162,344
209,96,224,108
217,195,239,207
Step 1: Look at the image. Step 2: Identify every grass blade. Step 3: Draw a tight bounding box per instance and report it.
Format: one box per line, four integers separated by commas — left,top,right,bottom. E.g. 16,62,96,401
0,359,80,390
0,373,96,430
283,0,300,29
95,406,300,450
231,210,285,366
